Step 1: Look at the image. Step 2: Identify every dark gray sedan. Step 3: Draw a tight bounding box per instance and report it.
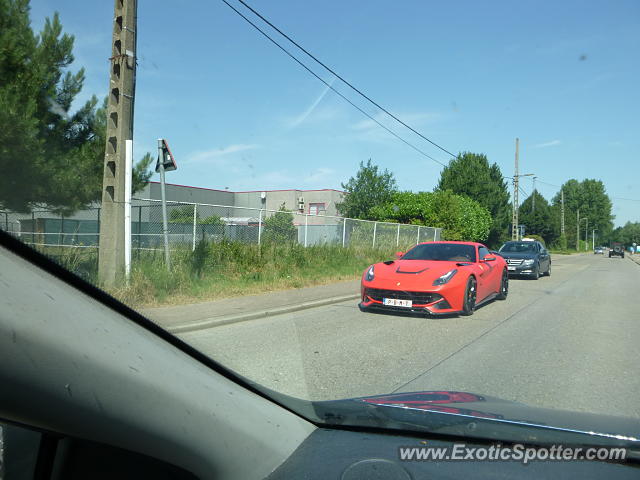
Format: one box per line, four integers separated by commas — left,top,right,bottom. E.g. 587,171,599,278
497,240,551,279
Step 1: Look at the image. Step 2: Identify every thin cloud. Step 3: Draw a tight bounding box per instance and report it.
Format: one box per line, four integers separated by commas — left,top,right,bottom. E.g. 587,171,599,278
532,140,561,149
187,144,259,163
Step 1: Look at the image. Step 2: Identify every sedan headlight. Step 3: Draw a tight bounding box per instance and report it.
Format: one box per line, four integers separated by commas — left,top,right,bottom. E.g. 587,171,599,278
365,265,375,281
433,268,458,286
522,259,535,266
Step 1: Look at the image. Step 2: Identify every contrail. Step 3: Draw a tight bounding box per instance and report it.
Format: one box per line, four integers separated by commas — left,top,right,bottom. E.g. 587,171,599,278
289,77,335,128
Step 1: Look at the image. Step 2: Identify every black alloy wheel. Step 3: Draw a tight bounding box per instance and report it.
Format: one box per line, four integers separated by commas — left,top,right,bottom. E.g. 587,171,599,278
461,276,477,316
497,269,509,300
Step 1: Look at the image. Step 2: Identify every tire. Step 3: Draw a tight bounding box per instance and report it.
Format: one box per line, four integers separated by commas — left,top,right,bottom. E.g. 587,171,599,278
460,276,477,316
609,252,612,258
532,264,540,280
545,262,551,276
496,269,509,300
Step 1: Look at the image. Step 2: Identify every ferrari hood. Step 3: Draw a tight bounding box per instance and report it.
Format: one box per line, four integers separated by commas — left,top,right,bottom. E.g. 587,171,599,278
373,260,463,279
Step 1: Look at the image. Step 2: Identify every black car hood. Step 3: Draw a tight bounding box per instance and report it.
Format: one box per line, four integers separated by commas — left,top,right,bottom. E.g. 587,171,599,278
273,389,640,449
497,252,538,259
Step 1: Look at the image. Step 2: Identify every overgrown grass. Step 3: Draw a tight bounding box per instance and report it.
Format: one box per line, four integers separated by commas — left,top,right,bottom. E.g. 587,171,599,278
111,240,395,307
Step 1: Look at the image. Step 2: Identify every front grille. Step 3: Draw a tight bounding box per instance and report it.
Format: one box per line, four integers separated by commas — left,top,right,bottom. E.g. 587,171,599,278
506,258,523,266
365,288,442,305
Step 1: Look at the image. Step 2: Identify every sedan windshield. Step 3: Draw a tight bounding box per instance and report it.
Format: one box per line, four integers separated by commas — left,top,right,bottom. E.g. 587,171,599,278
401,243,477,262
499,242,537,253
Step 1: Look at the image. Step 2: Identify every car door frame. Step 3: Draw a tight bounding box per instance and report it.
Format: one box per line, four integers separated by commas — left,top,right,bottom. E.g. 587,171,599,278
476,245,498,301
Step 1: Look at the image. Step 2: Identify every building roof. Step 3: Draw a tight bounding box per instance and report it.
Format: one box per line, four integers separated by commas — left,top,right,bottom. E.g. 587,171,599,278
147,181,345,194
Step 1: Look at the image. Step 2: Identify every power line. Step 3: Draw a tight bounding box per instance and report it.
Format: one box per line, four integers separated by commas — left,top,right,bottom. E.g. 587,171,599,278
223,0,456,160
219,0,449,168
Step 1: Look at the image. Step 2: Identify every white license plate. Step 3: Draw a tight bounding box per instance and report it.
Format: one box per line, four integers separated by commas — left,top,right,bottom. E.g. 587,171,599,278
508,266,516,271
383,298,412,307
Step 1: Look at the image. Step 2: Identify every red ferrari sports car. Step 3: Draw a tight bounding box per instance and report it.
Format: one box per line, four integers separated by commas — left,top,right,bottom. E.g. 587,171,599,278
359,241,508,316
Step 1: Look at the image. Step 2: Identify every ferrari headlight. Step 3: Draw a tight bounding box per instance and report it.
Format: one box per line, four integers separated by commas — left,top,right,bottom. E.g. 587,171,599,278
522,259,535,266
433,268,458,286
365,265,375,281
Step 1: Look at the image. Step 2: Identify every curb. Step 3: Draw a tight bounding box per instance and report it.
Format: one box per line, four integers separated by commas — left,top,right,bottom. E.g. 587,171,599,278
168,293,360,334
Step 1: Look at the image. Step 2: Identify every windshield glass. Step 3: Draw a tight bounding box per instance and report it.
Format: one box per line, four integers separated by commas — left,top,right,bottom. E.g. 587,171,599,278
1,0,639,443
402,243,477,262
499,242,537,253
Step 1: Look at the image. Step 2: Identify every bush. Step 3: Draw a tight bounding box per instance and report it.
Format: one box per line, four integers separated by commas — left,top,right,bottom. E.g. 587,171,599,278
263,203,297,243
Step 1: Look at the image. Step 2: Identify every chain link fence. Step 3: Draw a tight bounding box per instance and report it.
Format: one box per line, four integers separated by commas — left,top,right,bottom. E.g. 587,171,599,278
131,198,440,251
1,200,441,256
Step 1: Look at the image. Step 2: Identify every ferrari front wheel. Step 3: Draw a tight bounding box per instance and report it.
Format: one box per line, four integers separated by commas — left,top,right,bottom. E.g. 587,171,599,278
461,276,477,316
496,269,509,300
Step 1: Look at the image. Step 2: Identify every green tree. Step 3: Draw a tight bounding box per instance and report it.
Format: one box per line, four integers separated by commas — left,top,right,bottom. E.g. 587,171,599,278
337,159,397,219
0,1,151,213
370,190,491,242
436,152,511,247
263,203,297,243
518,190,557,245
609,222,640,246
550,179,614,248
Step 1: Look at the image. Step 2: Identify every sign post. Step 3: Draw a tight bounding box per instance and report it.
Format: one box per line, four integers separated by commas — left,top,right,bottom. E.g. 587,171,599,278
156,139,177,271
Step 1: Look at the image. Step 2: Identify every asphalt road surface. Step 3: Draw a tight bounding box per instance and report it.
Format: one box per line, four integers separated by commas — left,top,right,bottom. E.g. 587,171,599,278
179,254,640,418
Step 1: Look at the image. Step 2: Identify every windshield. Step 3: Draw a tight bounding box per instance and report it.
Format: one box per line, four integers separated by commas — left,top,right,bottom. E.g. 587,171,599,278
499,242,537,253
1,0,639,445
402,243,477,262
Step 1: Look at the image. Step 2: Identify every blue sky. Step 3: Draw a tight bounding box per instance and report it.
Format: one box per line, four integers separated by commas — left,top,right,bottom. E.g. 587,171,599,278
30,0,639,226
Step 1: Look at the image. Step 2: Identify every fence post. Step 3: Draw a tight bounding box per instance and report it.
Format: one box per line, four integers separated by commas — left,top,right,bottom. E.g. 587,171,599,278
304,214,308,247
416,226,420,245
60,214,64,246
192,203,197,251
137,206,142,254
342,219,347,247
396,224,400,247
31,212,35,244
373,222,377,248
433,228,437,241
97,208,101,246
258,209,263,245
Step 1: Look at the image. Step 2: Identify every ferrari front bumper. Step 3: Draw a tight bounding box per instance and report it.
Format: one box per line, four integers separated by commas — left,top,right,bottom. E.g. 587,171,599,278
359,287,460,315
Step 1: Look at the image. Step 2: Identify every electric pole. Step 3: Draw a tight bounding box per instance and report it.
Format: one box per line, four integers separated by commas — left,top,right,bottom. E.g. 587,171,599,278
576,209,579,251
510,139,534,241
98,0,138,287
512,138,519,241
532,177,537,213
560,189,565,236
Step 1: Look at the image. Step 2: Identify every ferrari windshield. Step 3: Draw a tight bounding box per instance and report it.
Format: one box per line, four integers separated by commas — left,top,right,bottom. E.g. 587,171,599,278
499,242,537,253
402,243,477,262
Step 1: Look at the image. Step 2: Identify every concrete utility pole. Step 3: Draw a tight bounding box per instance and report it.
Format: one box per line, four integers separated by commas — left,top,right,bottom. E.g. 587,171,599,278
576,209,579,251
512,138,519,241
532,177,537,213
585,218,589,251
560,189,565,236
99,0,137,287
511,138,534,241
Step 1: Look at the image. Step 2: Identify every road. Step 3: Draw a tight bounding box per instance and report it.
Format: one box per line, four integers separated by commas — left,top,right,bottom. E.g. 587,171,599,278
178,253,640,418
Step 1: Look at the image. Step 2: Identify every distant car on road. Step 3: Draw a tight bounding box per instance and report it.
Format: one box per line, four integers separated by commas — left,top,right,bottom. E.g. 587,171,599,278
609,242,625,258
359,241,509,317
594,246,605,254
497,240,551,279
